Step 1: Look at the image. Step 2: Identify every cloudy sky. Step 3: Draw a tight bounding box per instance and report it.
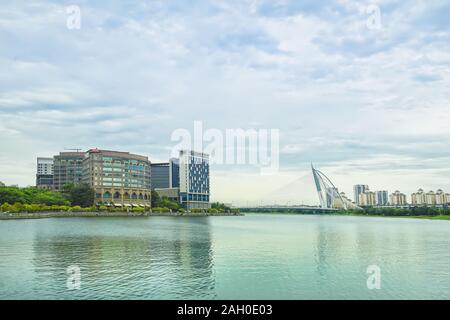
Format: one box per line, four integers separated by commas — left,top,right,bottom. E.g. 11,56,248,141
1,0,449,205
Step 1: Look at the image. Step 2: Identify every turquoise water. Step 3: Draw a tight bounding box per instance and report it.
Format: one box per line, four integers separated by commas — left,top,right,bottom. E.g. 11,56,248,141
0,214,449,300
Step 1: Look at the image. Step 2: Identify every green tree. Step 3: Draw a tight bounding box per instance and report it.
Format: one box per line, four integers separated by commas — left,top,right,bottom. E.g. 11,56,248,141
211,202,231,212
64,183,95,207
151,190,162,208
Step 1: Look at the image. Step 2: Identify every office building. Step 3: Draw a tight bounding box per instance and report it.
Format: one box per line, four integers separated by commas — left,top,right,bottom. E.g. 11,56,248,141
390,190,407,206
179,150,210,209
36,157,53,189
375,190,389,206
359,191,376,206
353,184,369,205
151,162,170,189
150,158,180,190
52,152,85,191
82,149,151,207
169,158,180,188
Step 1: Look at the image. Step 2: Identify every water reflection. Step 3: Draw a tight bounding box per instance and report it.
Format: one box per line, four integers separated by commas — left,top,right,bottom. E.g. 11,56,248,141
31,218,215,299
1,215,450,299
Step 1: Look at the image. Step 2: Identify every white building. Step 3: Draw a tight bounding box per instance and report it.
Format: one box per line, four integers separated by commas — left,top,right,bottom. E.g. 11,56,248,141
359,191,376,206
425,190,437,206
179,150,210,210
353,184,369,205
411,189,426,205
390,190,407,206
36,157,54,189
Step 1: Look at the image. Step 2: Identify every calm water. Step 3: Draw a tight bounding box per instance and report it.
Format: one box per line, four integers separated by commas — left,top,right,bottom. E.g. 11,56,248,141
0,214,449,300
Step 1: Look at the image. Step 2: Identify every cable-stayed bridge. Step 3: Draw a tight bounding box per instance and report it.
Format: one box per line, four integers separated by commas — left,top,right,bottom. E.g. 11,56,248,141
241,164,362,212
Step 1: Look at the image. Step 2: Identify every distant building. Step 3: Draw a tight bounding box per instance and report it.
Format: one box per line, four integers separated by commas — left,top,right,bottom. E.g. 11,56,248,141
0,181,5,187
436,189,446,205
353,184,369,205
169,158,180,188
36,157,53,189
411,189,450,207
375,190,389,206
151,162,170,189
52,152,85,191
411,189,426,205
425,190,437,206
82,149,151,207
179,150,210,209
326,187,339,208
359,191,376,206
151,158,180,190
390,190,407,206
336,192,352,209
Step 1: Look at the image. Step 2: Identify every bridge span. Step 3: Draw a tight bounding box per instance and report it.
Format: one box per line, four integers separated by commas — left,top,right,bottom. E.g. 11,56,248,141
239,206,339,214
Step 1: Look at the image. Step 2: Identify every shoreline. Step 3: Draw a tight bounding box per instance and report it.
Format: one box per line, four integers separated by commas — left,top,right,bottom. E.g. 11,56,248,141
243,211,450,221
0,211,243,220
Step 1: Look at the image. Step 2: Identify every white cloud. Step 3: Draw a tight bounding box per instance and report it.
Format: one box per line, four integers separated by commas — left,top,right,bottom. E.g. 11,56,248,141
1,0,450,203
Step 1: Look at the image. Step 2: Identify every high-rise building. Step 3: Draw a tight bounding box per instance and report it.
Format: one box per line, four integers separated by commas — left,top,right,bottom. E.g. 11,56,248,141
359,191,376,206
435,189,446,205
425,190,437,206
179,150,210,209
390,190,407,206
375,190,389,206
411,189,426,205
36,157,53,189
412,189,450,207
52,152,85,191
82,149,151,207
169,158,180,188
353,184,369,205
150,163,170,189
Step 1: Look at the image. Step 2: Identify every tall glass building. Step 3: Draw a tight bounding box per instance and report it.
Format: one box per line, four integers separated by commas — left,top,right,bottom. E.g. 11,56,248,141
52,152,84,191
353,184,369,205
82,149,151,207
375,190,389,206
169,158,180,188
150,163,170,189
179,150,210,209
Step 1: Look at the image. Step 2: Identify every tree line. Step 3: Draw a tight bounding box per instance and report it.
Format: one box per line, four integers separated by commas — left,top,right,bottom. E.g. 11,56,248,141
0,185,237,214
0,184,94,207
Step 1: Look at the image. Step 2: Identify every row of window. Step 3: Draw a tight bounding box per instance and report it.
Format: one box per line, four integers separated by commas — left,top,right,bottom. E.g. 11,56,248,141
181,194,209,202
98,192,150,200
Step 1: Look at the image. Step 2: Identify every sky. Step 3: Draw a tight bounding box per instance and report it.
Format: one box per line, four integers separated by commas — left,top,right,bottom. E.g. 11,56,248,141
1,0,450,206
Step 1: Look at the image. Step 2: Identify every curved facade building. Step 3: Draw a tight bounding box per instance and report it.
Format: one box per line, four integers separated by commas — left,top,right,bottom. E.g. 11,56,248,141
82,149,151,207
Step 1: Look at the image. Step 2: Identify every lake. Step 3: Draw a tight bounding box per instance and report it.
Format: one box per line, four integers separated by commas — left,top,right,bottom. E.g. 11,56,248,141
0,214,449,299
